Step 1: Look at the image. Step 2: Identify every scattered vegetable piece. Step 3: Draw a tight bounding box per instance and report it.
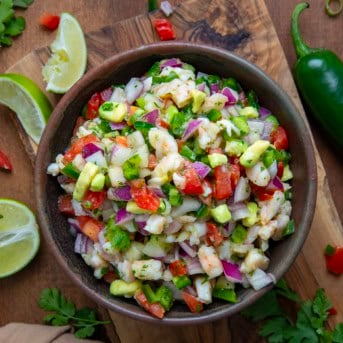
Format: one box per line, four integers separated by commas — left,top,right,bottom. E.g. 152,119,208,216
153,18,176,41
160,1,173,16
148,0,158,12
39,288,110,339
324,245,343,275
39,13,60,30
0,149,12,171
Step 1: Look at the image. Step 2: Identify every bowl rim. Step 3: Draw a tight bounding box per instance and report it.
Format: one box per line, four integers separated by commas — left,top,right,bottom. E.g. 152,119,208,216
34,41,317,325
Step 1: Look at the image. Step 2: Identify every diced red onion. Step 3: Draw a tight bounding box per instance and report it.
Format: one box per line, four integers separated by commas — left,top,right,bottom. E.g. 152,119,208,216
247,268,274,290
160,58,182,69
261,121,273,141
68,218,81,232
110,121,127,130
137,225,150,236
222,221,236,237
142,109,159,124
74,233,93,255
125,78,144,104
268,161,278,179
221,260,243,283
197,83,206,92
182,119,202,141
142,76,152,92
231,206,251,221
179,241,197,258
192,161,211,179
210,83,219,94
110,87,126,103
82,143,104,158
186,257,204,275
100,88,113,102
115,208,134,225
164,220,183,235
266,177,284,192
234,177,251,203
184,286,197,297
239,91,247,105
72,199,88,216
98,230,107,248
148,186,165,198
228,202,246,212
222,87,237,105
160,1,173,16
107,186,132,201
259,107,271,119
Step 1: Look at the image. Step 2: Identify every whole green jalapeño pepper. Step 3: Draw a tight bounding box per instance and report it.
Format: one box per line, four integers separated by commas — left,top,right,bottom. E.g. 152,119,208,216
291,3,343,150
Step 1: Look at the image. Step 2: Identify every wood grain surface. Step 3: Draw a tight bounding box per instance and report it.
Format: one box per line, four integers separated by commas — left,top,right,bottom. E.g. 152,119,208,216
0,1,342,342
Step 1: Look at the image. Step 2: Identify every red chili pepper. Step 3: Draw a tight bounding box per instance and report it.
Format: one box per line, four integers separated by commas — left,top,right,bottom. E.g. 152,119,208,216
153,19,176,41
39,14,60,31
324,245,343,275
328,307,338,316
0,149,12,171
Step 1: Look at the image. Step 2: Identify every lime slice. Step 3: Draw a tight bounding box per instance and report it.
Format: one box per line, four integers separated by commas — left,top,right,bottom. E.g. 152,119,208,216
0,199,40,278
0,74,52,144
42,12,87,94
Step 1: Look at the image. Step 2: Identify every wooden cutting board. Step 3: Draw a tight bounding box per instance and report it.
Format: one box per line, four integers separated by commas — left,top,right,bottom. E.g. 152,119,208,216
6,0,343,340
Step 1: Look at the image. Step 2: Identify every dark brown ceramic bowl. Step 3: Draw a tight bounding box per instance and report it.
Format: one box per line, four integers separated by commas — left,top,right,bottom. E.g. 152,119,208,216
35,42,317,325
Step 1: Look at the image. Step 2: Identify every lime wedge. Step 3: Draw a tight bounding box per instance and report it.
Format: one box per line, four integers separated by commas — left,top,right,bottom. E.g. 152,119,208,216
0,74,52,144
42,12,87,94
0,199,40,278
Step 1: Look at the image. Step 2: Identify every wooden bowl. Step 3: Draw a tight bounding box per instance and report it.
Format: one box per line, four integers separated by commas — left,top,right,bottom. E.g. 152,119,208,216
35,42,317,325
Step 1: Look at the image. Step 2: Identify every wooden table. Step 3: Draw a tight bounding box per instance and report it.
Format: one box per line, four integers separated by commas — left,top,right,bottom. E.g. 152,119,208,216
0,1,342,342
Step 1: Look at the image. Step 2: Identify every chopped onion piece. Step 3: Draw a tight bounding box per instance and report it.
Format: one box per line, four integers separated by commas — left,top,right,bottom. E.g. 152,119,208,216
179,241,197,258
247,268,274,290
221,260,243,283
182,119,202,141
110,122,127,130
221,87,238,105
125,78,144,104
192,161,211,179
115,208,134,225
107,185,132,201
234,177,251,203
142,109,159,124
160,1,174,17
82,143,103,158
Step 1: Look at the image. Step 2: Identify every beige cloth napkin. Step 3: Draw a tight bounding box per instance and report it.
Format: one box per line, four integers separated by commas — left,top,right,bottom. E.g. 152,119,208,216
0,323,104,343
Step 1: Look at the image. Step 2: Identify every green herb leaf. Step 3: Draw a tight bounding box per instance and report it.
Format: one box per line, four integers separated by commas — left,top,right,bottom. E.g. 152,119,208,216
275,278,301,303
13,0,33,8
333,323,343,343
74,307,97,322
259,316,290,342
74,326,95,339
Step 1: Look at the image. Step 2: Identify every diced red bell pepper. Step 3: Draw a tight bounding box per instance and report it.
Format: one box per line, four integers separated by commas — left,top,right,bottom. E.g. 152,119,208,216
230,164,240,190
169,260,188,277
181,291,204,313
213,165,232,200
82,190,106,210
206,222,224,247
39,14,60,30
131,182,160,212
153,18,176,41
271,126,288,150
183,168,203,195
77,216,103,242
250,183,275,201
135,289,165,319
103,271,118,283
0,149,12,171
58,194,75,216
85,93,101,120
325,245,343,275
277,161,284,179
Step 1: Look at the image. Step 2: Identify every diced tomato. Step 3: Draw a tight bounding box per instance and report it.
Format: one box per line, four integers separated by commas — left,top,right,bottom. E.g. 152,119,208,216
183,168,203,195
148,154,157,170
99,87,113,103
153,19,176,41
72,116,86,137
64,134,99,163
169,260,188,277
130,179,145,189
230,164,240,190
199,179,213,206
277,162,284,179
325,246,343,275
103,271,118,283
206,223,224,247
115,136,129,147
229,156,245,174
157,117,170,129
0,149,12,171
208,147,223,154
135,290,165,319
213,165,232,200
39,14,60,30
85,93,101,120
250,183,275,201
58,194,74,216
131,184,160,212
271,126,288,150
328,307,338,316
181,291,204,313
82,190,106,210
77,216,103,242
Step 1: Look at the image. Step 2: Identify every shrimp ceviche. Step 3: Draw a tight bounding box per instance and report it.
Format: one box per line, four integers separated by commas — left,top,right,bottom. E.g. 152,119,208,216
48,58,294,319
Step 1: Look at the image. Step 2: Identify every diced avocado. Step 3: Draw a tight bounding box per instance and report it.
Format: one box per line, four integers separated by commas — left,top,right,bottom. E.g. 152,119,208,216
126,201,151,214
99,101,127,123
89,173,105,192
239,106,259,118
239,140,270,168
208,153,228,168
165,105,179,124
73,162,99,201
281,164,293,182
225,139,248,156
242,202,259,227
210,204,231,224
232,116,250,136
190,89,206,113
110,280,142,297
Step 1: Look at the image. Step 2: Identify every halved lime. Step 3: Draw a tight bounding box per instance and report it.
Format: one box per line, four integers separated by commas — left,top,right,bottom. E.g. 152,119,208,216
0,199,40,278
42,12,87,94
0,74,52,144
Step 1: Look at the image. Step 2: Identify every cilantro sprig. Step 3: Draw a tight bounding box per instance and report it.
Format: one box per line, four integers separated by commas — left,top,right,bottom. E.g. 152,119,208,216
242,279,343,343
39,288,110,339
0,0,33,47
